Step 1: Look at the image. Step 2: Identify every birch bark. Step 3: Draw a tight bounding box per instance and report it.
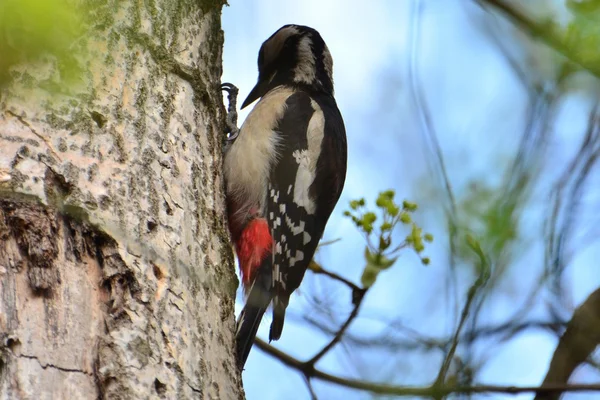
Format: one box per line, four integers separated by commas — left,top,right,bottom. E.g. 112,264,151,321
0,1,241,398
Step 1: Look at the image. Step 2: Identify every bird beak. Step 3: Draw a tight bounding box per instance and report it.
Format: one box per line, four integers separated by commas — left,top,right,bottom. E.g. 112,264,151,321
242,80,269,109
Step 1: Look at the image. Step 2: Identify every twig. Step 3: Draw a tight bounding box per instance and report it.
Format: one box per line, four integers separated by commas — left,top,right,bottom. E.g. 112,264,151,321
255,338,600,397
299,313,565,351
305,261,367,366
408,0,457,217
317,238,342,247
308,261,362,293
435,272,488,386
304,376,318,400
306,287,366,367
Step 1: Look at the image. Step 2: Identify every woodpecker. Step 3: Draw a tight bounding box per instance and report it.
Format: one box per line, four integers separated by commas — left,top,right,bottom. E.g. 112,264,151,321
224,25,347,369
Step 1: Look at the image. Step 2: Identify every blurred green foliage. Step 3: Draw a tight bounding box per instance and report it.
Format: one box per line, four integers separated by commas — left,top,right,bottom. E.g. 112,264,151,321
450,181,522,277
0,0,84,86
344,190,433,288
565,0,600,67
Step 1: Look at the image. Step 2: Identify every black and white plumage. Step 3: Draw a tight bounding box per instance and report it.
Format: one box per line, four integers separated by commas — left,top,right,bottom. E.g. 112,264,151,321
224,25,347,369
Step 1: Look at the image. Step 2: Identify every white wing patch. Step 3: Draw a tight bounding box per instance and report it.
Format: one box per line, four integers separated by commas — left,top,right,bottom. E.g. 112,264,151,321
290,101,325,215
292,149,315,213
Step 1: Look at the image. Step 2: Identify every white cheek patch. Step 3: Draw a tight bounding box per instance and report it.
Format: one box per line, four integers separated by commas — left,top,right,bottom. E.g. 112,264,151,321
293,36,316,85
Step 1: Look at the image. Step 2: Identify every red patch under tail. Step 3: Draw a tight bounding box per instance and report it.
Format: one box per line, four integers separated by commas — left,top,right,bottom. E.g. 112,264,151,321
236,218,273,289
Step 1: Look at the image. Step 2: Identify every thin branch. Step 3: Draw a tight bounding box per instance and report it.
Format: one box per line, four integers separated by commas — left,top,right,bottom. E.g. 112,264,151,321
536,287,600,400
308,261,362,293
408,0,457,217
475,6,535,90
435,272,487,386
306,287,366,367
408,0,461,344
299,312,565,351
306,261,367,366
318,238,342,247
304,376,318,400
255,338,600,398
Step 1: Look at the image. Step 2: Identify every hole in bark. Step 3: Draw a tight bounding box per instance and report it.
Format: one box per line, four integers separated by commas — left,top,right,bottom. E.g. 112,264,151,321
153,264,163,280
102,278,111,295
147,219,157,232
164,201,173,216
89,111,107,128
5,337,19,350
154,378,167,395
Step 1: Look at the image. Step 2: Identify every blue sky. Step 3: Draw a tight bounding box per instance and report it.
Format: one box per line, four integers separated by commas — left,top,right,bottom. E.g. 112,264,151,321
221,1,600,399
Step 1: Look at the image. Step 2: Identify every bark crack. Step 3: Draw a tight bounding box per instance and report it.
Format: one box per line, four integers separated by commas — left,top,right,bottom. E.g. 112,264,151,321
163,193,183,210
6,111,63,162
167,288,184,301
186,382,202,394
19,353,93,376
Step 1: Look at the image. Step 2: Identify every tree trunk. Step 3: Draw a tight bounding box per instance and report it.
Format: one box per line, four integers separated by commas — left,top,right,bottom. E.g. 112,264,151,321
0,1,241,399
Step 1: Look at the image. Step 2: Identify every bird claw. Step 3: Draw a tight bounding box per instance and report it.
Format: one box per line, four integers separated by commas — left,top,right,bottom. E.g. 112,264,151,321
221,83,240,142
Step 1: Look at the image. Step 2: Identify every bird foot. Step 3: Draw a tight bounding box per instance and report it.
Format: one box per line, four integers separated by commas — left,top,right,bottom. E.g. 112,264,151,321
221,83,240,142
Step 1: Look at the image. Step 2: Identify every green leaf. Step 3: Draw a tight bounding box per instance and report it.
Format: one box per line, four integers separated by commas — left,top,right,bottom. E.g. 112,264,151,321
387,204,400,217
402,200,418,211
399,212,411,224
414,241,424,253
380,222,393,231
365,248,378,265
362,212,377,234
379,236,391,251
361,265,379,288
375,195,388,208
366,248,397,270
466,234,490,279
363,212,377,224
377,255,398,270
382,189,395,200
411,224,422,242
